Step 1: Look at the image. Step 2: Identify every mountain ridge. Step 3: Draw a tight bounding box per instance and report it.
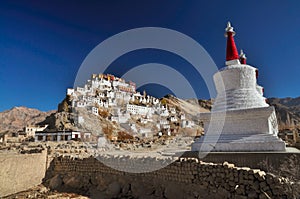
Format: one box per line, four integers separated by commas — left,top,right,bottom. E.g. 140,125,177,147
0,106,55,133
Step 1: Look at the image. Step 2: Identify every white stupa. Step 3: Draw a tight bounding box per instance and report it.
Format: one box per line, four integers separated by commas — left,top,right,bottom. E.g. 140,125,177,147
192,22,286,152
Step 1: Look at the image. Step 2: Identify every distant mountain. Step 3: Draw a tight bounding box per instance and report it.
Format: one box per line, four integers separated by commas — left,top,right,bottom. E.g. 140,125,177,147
268,97,300,130
0,107,55,133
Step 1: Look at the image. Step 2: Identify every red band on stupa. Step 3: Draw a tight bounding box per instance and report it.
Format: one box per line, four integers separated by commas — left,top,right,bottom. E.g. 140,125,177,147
240,58,246,64
226,32,239,61
239,50,247,64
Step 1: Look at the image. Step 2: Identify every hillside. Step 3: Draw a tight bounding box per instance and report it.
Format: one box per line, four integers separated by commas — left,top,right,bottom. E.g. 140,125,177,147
162,94,211,115
0,107,55,133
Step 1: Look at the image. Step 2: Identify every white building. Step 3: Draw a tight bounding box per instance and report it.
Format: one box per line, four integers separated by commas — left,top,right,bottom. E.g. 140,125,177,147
35,131,81,142
140,118,148,124
160,108,169,117
170,108,176,115
91,107,98,115
160,119,168,125
76,101,87,108
180,114,186,120
111,112,130,123
169,116,178,122
126,104,152,116
67,88,75,96
138,128,152,138
162,124,170,129
25,125,48,137
130,123,137,133
76,87,86,94
153,98,160,105
160,120,170,129
181,120,194,128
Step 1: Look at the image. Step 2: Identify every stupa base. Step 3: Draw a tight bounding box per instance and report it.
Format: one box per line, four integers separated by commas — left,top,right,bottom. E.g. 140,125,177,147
192,106,286,152
191,139,286,152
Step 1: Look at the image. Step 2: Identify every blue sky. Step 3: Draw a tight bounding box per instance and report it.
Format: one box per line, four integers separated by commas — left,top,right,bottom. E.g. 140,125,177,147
1,0,300,111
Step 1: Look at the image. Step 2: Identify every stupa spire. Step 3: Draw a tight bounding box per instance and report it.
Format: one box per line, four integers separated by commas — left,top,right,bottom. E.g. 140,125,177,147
239,49,247,64
225,22,240,66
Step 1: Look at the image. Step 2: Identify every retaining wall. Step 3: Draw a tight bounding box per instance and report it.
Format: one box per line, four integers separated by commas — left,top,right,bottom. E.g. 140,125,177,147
45,154,294,199
0,150,47,197
180,150,300,171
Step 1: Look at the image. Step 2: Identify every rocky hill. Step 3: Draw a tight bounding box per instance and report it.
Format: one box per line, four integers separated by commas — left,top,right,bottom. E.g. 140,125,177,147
0,107,55,133
38,95,211,137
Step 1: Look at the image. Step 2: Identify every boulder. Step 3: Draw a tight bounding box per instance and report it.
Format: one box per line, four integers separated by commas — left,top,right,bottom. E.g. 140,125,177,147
63,175,82,189
131,181,155,198
48,174,63,190
164,183,184,199
105,181,121,197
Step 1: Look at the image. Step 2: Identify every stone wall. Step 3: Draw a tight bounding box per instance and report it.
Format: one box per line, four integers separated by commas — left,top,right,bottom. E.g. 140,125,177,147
181,150,300,172
45,154,294,199
0,150,47,197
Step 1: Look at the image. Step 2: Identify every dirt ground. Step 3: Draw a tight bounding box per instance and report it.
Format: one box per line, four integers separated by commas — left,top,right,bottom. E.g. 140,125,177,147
4,184,89,199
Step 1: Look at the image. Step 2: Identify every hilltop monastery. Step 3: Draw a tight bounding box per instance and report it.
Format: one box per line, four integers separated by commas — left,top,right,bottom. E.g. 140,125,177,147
66,73,194,138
